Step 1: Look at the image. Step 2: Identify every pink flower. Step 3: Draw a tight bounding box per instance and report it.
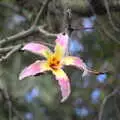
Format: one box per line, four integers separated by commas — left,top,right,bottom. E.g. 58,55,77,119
19,33,88,102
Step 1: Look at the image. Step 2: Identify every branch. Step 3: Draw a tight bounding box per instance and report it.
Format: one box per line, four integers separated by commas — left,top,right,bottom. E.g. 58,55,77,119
88,69,111,75
0,26,57,46
98,87,120,120
0,28,35,46
0,0,55,47
87,0,120,44
32,0,51,27
0,44,22,62
0,88,24,120
38,26,57,37
0,0,57,63
104,0,120,32
0,46,14,53
97,21,120,44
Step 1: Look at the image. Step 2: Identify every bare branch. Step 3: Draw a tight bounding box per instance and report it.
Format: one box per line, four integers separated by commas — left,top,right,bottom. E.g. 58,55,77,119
98,21,120,44
87,0,120,44
32,0,51,27
98,87,120,120
88,69,111,75
0,26,57,46
0,0,57,63
0,44,22,62
104,0,120,32
0,46,13,53
38,26,57,37
0,28,35,46
12,107,24,120
114,96,120,120
0,88,24,120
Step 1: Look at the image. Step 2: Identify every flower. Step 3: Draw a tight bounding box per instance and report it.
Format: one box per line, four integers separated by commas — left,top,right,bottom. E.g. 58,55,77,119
19,33,88,102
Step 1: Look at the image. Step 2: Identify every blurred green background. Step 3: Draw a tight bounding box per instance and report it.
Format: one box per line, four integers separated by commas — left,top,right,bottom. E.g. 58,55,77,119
0,0,120,120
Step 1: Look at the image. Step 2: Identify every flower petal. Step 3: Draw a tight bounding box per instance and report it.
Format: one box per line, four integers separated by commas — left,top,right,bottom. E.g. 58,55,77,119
19,60,50,80
52,69,71,102
22,43,52,58
55,33,69,51
54,33,69,59
62,56,88,76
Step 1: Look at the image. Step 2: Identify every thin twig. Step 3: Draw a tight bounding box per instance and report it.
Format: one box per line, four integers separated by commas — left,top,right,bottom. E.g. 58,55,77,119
64,8,72,35
6,92,12,120
104,0,120,32
12,107,24,120
32,0,51,27
38,26,57,37
0,88,24,120
0,44,22,62
114,96,120,120
88,69,111,75
71,26,94,31
8,101,12,120
0,27,35,46
98,87,120,120
3,89,12,120
87,0,120,44
0,26,57,46
0,46,13,53
63,8,72,56
98,21,120,44
0,0,56,63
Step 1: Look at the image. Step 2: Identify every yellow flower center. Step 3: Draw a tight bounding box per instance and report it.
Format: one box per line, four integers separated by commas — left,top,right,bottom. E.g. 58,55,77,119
48,55,61,70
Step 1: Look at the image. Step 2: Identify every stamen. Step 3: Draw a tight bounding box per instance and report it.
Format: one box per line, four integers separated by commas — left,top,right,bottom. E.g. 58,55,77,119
49,56,60,70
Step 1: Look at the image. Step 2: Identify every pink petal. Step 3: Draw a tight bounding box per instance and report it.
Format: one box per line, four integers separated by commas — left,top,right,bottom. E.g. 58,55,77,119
58,77,71,102
22,43,51,58
19,60,49,80
52,69,71,102
63,56,88,76
75,57,88,76
55,33,69,51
